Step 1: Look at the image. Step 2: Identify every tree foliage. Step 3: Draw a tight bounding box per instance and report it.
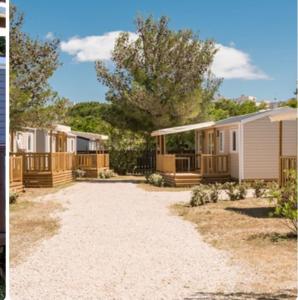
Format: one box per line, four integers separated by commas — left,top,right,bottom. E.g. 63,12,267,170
96,15,220,133
10,5,67,130
0,37,5,57
208,98,267,121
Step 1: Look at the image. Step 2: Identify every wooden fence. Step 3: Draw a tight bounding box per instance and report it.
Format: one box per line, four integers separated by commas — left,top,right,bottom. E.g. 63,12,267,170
9,155,23,183
75,153,109,170
201,154,229,177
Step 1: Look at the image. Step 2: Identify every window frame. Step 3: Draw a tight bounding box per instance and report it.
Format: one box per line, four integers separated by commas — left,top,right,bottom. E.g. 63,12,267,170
230,129,238,153
219,130,224,153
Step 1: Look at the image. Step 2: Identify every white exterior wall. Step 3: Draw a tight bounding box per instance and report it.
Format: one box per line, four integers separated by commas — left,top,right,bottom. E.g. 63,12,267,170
243,116,279,180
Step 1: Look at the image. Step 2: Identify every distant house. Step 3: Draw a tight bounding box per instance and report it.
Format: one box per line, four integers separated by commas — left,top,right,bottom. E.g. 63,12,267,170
71,131,108,153
10,125,77,153
151,107,297,186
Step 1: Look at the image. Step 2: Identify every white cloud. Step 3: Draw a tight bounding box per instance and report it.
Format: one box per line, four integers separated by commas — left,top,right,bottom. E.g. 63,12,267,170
45,32,55,40
60,31,138,62
212,44,270,80
60,31,269,80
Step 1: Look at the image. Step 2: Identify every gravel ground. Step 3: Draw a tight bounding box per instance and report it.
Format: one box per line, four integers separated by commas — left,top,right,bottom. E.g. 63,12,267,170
10,182,257,300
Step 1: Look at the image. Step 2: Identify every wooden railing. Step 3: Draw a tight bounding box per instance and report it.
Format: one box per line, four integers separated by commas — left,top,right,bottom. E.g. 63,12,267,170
200,154,229,177
22,152,74,173
280,156,297,186
10,155,23,183
156,154,176,174
75,154,109,169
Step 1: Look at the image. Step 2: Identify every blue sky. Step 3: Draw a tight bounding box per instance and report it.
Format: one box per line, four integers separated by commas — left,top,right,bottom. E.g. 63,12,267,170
14,0,296,103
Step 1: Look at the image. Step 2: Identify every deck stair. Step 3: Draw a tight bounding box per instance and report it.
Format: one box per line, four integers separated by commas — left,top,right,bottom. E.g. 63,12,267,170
162,172,202,187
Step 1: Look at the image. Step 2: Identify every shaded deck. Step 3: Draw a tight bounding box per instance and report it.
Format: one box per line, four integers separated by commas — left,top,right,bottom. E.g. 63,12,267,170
157,153,230,186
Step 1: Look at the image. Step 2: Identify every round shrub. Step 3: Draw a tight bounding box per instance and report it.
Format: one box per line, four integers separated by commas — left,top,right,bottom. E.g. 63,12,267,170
146,173,165,187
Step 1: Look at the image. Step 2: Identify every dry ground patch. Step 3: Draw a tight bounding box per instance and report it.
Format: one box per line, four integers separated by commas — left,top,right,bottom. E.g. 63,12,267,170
9,186,70,266
172,198,297,295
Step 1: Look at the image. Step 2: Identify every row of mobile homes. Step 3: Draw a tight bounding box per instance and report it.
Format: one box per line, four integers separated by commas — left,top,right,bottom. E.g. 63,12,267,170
10,125,109,188
152,107,297,186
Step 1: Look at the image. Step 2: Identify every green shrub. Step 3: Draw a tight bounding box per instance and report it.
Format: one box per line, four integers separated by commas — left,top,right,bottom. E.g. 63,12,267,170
208,183,222,203
223,182,247,201
9,192,19,204
238,184,247,200
74,169,86,178
190,185,210,206
268,170,297,234
251,180,266,198
146,173,165,187
98,169,116,179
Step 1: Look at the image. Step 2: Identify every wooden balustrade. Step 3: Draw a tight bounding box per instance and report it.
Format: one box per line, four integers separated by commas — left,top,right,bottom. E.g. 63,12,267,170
156,154,176,174
280,156,297,186
10,155,23,183
200,154,229,177
76,154,109,169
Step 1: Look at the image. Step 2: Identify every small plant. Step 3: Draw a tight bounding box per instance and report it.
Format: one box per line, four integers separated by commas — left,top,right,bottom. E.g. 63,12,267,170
251,180,266,198
223,182,239,201
146,173,165,187
98,169,116,179
190,185,209,206
208,183,222,203
74,169,86,178
238,184,247,200
9,192,19,204
268,170,297,234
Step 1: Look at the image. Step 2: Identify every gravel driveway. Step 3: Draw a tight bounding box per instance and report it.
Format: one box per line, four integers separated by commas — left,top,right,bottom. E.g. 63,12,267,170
10,182,256,300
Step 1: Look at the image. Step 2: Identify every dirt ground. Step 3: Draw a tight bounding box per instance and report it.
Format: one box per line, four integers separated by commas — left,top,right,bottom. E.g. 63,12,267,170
9,185,73,266
173,197,297,297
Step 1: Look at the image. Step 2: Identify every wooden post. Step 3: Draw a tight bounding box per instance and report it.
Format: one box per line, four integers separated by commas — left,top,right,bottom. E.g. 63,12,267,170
163,135,167,154
279,121,283,186
49,130,53,172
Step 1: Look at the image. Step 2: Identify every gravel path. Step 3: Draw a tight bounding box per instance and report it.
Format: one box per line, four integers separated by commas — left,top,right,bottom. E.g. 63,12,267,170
10,182,256,300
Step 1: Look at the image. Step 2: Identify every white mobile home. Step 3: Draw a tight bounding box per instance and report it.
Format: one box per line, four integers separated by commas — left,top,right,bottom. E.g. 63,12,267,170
152,107,297,186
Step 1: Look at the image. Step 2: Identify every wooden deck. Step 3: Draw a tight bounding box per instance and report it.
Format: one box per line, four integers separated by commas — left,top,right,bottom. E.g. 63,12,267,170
11,152,110,189
156,153,230,186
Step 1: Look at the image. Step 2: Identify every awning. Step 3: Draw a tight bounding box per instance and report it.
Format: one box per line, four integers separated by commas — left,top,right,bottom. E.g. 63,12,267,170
151,121,215,136
269,109,297,122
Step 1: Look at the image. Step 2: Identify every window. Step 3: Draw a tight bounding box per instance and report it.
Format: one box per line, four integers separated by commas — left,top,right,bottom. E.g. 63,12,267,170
230,129,238,153
28,135,32,151
208,132,214,154
197,132,203,153
219,131,224,152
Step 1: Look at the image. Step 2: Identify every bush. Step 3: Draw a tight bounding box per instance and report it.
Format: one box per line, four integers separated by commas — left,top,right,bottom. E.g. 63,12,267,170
98,169,116,179
268,170,297,234
251,180,266,198
208,183,222,203
223,182,247,201
74,169,86,178
9,192,19,204
190,185,210,206
146,173,165,187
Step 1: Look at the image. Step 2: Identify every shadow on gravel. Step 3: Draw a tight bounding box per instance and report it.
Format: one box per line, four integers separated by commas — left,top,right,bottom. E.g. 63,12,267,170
184,290,297,300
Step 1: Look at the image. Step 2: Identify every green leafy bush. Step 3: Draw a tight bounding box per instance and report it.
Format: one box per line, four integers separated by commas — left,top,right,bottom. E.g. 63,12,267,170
190,185,210,206
98,169,116,179
146,173,165,187
74,169,86,178
268,170,297,234
9,192,19,204
223,182,247,201
251,180,266,198
208,183,222,203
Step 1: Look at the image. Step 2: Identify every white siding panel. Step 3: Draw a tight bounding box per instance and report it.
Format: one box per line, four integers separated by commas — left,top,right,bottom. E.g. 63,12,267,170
243,117,279,179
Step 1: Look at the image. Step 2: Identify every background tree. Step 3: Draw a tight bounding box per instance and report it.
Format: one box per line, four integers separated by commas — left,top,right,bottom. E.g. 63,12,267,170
10,5,67,131
279,98,297,108
96,16,220,134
